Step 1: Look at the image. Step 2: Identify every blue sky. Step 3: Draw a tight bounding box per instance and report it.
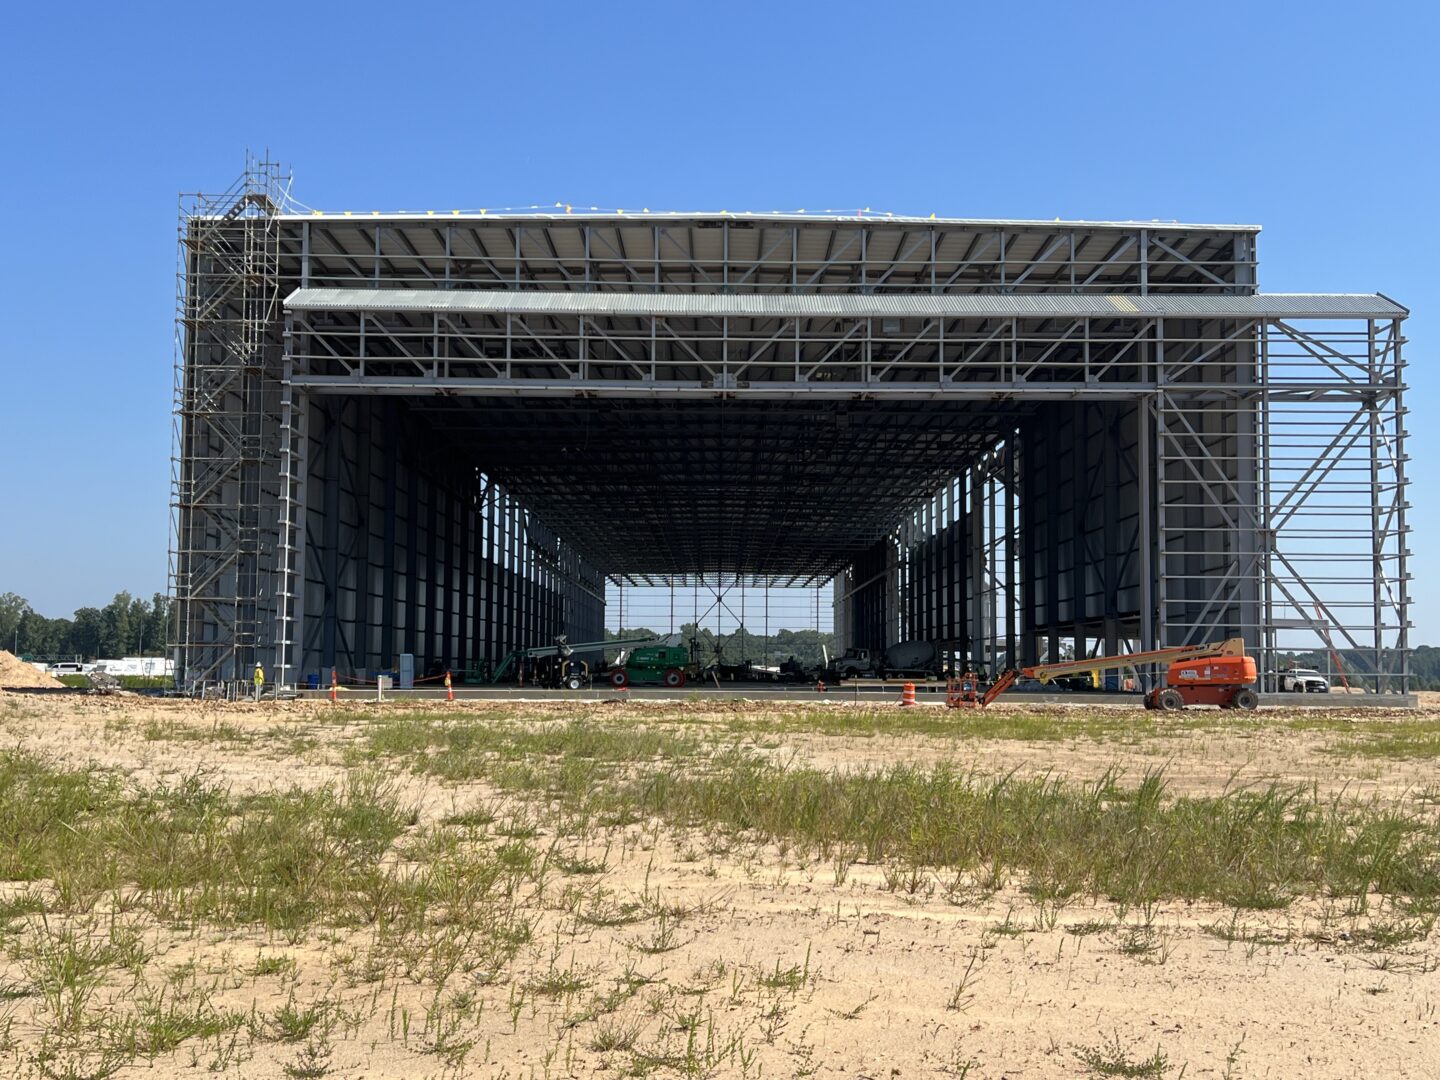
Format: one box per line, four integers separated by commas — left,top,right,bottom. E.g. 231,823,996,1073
0,1,1435,636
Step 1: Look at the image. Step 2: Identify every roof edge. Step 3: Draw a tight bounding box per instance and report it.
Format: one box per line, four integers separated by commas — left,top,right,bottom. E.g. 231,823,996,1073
252,211,1261,232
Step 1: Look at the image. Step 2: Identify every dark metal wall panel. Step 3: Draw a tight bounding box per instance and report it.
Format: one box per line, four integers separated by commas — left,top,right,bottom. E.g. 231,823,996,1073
1020,404,1143,660
289,396,602,684
844,541,895,656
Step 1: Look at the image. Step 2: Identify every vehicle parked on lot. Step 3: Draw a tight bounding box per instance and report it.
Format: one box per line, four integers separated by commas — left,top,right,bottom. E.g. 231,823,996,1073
1277,668,1330,693
47,661,96,677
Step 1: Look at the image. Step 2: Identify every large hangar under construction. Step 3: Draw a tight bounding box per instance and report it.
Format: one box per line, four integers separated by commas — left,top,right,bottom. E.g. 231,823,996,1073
171,162,1411,694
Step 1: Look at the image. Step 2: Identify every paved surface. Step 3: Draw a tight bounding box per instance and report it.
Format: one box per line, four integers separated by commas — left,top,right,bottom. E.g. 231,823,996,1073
289,685,1417,708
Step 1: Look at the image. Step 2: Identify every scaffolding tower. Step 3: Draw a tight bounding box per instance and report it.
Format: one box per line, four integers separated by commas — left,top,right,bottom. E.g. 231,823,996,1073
169,157,291,692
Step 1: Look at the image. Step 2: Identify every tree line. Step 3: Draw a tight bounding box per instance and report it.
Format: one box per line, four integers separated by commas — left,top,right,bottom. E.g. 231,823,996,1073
606,624,837,668
5,592,1434,687
0,592,170,660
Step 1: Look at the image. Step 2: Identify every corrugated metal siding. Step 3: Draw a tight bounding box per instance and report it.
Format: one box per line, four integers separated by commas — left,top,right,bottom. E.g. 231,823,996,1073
284,288,1407,321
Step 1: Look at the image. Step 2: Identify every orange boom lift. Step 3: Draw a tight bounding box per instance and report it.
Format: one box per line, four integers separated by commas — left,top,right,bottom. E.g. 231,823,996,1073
949,638,1259,712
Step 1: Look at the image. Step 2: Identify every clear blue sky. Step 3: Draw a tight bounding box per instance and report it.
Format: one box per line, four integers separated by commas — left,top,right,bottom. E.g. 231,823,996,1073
0,1,1434,635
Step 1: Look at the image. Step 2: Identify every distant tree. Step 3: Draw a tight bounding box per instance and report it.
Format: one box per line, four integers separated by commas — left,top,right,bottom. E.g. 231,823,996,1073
0,592,31,653
70,608,104,658
606,626,661,643
100,592,134,658
143,593,170,656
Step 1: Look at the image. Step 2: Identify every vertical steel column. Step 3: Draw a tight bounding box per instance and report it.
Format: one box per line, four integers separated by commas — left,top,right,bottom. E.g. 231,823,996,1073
1234,321,1261,651
1103,407,1121,656
1071,408,1086,657
968,463,985,670
1153,319,1169,649
1020,425,1038,667
426,483,440,668
1368,319,1385,688
1045,425,1062,664
380,401,398,670
319,400,341,673
442,488,455,669
1394,319,1411,693
1005,436,1018,668
486,482,498,663
353,400,374,675
458,488,471,671
1137,399,1156,654
404,473,419,658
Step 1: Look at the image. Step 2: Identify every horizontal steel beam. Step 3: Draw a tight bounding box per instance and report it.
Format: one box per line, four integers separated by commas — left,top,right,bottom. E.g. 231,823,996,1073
285,287,1407,321
288,375,1395,403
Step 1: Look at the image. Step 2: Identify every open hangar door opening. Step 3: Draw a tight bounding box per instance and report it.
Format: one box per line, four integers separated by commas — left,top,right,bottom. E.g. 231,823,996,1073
171,168,1410,695
286,390,1033,684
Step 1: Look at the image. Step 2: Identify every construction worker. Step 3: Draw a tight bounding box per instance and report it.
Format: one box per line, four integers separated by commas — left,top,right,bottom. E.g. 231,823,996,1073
253,662,265,701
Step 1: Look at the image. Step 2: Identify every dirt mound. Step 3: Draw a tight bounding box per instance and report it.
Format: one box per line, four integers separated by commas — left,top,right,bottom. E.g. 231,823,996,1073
0,650,63,689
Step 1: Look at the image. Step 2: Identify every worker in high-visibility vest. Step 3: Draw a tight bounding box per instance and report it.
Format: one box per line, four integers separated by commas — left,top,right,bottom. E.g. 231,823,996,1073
253,662,265,701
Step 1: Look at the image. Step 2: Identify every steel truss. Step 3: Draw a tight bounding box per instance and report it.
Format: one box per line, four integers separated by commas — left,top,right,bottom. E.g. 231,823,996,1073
172,184,1410,693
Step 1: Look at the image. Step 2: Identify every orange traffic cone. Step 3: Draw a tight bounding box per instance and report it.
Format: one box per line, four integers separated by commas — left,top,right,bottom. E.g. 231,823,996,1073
329,668,338,703
445,670,454,702
900,682,917,707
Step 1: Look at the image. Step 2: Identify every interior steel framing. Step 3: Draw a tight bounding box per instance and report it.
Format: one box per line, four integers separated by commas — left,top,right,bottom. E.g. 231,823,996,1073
171,166,1411,694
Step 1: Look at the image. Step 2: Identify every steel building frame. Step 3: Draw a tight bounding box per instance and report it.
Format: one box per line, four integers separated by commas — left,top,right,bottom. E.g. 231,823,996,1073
171,167,1410,694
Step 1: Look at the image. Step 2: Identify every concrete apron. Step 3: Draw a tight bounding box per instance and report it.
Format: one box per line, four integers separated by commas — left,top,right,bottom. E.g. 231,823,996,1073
290,686,1418,708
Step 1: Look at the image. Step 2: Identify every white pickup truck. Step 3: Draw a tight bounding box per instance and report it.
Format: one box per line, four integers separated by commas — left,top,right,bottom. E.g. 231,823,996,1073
1277,668,1330,693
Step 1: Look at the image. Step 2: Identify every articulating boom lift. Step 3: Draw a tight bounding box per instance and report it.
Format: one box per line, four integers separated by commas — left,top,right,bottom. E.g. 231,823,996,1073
949,638,1260,712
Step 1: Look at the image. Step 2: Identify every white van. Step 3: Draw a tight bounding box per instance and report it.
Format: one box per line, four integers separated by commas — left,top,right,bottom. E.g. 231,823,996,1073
48,662,96,677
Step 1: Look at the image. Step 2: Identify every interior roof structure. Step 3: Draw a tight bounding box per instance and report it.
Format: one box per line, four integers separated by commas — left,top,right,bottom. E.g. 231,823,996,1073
398,396,1030,584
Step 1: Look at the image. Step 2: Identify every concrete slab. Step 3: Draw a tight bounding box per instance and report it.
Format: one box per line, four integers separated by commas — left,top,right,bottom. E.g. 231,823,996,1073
290,686,1418,708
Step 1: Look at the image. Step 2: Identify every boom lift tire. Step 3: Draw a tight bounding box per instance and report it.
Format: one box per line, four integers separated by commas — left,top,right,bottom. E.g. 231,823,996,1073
609,670,629,689
662,669,686,688
1156,688,1186,711
1232,688,1259,711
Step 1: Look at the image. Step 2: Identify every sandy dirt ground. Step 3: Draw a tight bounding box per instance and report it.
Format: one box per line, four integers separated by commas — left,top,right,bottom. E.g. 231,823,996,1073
0,690,1437,1079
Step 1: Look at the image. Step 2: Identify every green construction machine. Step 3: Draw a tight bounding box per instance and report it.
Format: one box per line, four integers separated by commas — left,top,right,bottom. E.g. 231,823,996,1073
606,643,691,688
490,635,654,690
